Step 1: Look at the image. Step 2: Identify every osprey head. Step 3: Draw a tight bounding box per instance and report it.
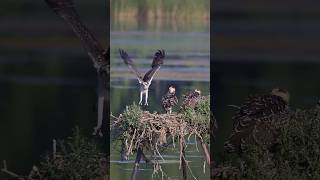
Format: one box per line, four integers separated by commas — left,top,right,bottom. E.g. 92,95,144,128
271,88,290,103
195,89,201,95
169,86,176,94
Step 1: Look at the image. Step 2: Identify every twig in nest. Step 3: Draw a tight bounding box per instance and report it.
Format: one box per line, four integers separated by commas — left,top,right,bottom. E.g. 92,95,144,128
195,135,199,152
127,128,137,156
155,142,165,161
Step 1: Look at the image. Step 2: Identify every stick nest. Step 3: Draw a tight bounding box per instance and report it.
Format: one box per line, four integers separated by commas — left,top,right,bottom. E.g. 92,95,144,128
111,109,189,157
111,94,211,178
111,95,211,158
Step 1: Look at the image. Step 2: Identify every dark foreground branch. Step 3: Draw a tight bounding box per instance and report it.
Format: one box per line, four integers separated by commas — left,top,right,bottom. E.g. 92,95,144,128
180,136,188,180
131,147,143,180
1,160,27,180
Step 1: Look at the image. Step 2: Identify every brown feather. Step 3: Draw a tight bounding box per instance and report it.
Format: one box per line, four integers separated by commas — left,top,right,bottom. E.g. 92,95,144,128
45,0,107,68
119,49,143,82
119,49,165,83
225,92,290,152
143,50,165,82
182,90,201,109
161,90,178,112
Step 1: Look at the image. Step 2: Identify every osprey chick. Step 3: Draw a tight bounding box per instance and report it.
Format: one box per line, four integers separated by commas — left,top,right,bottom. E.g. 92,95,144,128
182,89,201,109
224,88,290,152
161,86,178,114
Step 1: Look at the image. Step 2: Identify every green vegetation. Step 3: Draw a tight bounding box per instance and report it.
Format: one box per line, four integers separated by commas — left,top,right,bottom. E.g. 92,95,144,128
110,0,210,32
180,96,210,142
1,127,107,179
111,0,209,19
214,106,320,180
122,102,143,130
40,127,106,180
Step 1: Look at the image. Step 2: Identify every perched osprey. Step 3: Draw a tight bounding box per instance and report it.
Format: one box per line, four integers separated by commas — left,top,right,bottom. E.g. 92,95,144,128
161,86,178,114
224,88,290,152
182,89,201,109
119,49,165,105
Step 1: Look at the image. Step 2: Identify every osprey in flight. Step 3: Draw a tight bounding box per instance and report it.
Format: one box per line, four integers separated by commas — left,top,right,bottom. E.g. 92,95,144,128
44,0,109,137
119,49,165,105
224,88,290,152
161,86,178,114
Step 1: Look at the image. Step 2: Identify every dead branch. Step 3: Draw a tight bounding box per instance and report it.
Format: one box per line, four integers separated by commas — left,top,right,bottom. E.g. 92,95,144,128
1,160,27,180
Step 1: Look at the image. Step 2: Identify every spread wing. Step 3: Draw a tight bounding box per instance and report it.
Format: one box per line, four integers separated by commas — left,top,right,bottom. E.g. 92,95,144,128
45,0,107,68
45,0,109,137
119,49,143,82
143,50,165,82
